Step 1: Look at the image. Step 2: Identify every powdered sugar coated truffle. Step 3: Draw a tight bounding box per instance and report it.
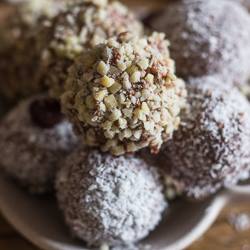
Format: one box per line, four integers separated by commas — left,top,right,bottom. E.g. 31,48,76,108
56,148,167,246
0,95,78,193
161,76,250,199
149,0,250,86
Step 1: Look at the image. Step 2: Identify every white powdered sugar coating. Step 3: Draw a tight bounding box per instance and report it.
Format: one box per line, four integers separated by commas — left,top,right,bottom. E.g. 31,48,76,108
56,148,167,247
162,75,250,199
150,0,250,86
0,96,78,194
229,0,250,11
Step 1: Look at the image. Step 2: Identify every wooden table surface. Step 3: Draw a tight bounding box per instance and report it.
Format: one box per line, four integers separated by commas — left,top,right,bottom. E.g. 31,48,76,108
1,0,250,249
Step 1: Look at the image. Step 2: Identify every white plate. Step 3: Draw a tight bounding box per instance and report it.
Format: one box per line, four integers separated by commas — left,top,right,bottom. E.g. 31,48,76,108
0,173,236,250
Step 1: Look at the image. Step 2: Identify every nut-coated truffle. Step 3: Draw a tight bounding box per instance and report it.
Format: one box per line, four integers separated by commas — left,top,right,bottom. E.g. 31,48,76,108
0,95,78,193
61,32,187,155
161,76,250,199
41,0,144,98
149,0,250,86
56,148,167,246
0,0,67,100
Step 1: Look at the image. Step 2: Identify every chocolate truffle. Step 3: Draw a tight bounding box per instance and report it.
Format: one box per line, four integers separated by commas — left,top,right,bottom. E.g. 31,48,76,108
41,0,144,98
56,148,167,246
161,76,250,199
149,0,250,86
61,32,187,155
0,95,78,193
0,0,67,100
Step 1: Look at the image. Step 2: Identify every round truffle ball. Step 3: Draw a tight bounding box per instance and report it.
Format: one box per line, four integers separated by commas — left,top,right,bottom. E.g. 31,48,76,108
56,148,167,246
161,76,250,199
0,95,78,194
0,0,67,100
61,32,187,155
41,0,144,98
149,0,250,86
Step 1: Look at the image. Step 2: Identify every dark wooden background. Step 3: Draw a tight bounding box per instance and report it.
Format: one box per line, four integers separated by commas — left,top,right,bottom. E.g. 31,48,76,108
1,0,250,249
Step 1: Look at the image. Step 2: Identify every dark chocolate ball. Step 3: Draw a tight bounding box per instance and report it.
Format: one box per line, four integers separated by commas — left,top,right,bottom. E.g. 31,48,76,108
149,0,250,86
161,76,250,199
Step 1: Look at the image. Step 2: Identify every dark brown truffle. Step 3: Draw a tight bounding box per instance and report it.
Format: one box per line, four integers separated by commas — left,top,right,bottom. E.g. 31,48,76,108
149,0,250,87
161,76,250,199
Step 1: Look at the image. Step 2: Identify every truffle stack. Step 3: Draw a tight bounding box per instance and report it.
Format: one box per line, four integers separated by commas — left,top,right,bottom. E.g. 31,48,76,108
0,0,173,248
2,0,250,248
53,29,186,246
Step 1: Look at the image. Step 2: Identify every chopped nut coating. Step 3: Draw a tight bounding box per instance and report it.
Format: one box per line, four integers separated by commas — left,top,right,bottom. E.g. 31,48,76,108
62,32,187,155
